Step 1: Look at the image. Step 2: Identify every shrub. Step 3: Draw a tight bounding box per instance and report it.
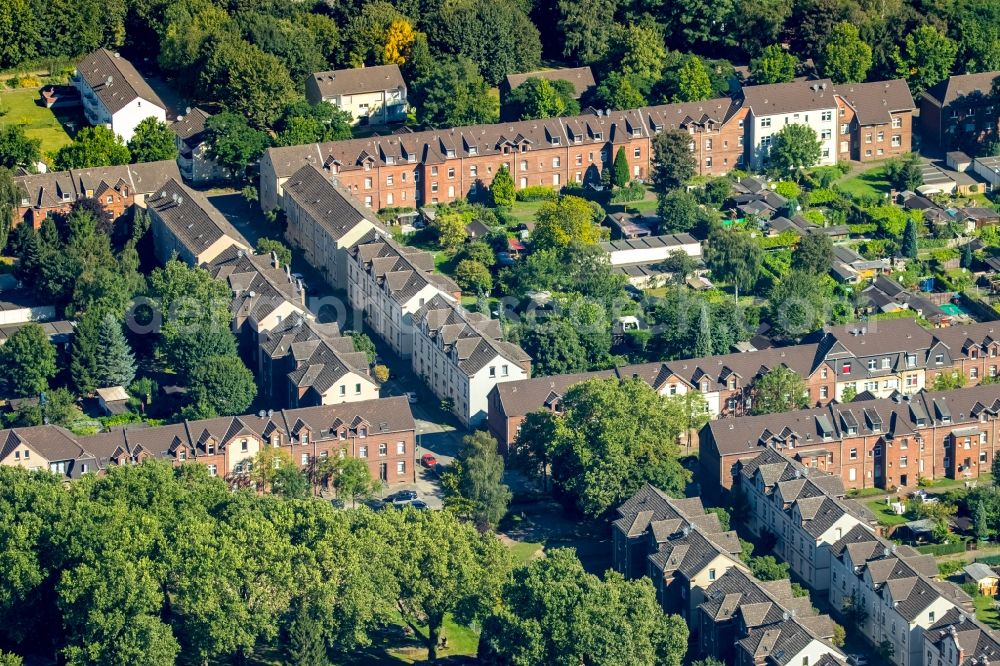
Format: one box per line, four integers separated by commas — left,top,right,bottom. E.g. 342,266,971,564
609,181,645,203
774,181,801,199
373,364,389,383
514,185,557,202
806,188,840,206
937,559,967,577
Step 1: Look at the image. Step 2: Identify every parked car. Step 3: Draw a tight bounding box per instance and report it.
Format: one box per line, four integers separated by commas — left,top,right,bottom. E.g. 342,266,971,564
410,500,429,510
421,453,438,468
848,654,869,666
405,391,418,404
364,499,386,511
330,498,345,509
387,489,418,505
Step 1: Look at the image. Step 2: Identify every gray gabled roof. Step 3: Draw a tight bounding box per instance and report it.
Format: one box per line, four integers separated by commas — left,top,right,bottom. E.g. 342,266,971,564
76,48,166,114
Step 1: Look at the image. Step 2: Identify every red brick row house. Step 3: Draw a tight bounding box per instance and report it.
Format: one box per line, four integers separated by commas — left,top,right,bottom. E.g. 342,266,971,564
0,397,416,486
701,384,1000,498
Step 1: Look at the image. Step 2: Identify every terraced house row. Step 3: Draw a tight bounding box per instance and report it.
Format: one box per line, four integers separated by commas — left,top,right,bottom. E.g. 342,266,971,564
612,484,849,666
704,383,1000,494
275,157,532,426
489,319,1000,450
147,177,380,413
259,78,914,212
737,448,978,666
0,398,416,485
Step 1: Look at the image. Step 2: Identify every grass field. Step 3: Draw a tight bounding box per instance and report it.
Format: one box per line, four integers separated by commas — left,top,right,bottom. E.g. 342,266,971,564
974,593,1000,629
0,87,77,156
836,165,890,199
866,498,910,526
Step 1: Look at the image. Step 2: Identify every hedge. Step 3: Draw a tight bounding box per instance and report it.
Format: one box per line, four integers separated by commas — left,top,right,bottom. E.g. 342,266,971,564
976,554,1000,566
916,540,967,556
515,185,557,202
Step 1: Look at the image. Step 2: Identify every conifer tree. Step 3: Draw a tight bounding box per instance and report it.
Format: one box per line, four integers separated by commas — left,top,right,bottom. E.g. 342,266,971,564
96,314,136,387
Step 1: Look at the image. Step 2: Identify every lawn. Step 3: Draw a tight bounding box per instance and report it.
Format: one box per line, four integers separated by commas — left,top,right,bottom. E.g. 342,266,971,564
974,593,1000,629
0,87,77,156
865,499,910,526
507,199,548,226
509,540,543,566
836,165,890,199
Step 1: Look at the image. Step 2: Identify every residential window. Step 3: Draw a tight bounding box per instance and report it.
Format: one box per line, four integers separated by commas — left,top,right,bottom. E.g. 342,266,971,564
877,131,885,141
359,446,368,458
900,456,908,468
929,612,935,623
935,354,944,365
386,175,393,186
470,165,478,177
869,359,877,370
576,154,583,165
708,568,717,581
339,385,346,396
882,357,890,369
431,166,438,176
865,133,872,143
447,167,455,179
301,453,309,465
892,117,902,128
706,157,713,167
386,193,394,205
379,443,387,457
520,160,528,171
971,367,979,379
820,386,829,399
359,427,367,438
822,111,832,121
208,464,217,477
633,147,640,158
849,468,857,481
364,196,372,207
821,368,828,379
241,440,249,452
842,362,851,374
396,441,405,455
552,157,561,168
501,365,509,377
850,448,858,460
841,124,850,135
397,461,406,475
431,182,438,193
761,117,772,128
891,135,901,147
489,366,496,378
364,177,372,189
355,383,362,394
821,129,832,140
705,138,713,150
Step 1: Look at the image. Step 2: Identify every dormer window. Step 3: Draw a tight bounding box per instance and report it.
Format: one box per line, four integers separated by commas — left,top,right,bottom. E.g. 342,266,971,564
301,431,310,445
359,427,367,438
385,156,395,165
339,429,346,440
842,362,851,374
271,434,280,447
241,439,249,452
207,443,215,454
446,149,455,158
593,132,603,141
550,137,560,146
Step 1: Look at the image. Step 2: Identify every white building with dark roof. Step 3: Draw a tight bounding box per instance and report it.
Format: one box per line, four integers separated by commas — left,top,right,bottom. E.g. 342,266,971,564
73,48,167,142
305,64,407,126
743,79,839,169
172,108,227,184
411,294,530,426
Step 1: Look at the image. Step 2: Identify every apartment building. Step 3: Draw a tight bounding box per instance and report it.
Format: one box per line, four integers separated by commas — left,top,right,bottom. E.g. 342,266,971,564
73,49,167,143
834,80,915,162
737,448,878,591
743,80,840,169
411,295,530,426
736,620,845,666
701,384,1000,497
920,72,1000,152
613,484,745,625
172,108,227,184
282,163,388,288
923,608,1000,666
698,568,841,665
0,397,416,485
260,77,915,213
347,235,460,358
148,177,251,266
828,525,972,666
257,316,376,409
306,65,407,126
259,97,744,211
12,160,180,228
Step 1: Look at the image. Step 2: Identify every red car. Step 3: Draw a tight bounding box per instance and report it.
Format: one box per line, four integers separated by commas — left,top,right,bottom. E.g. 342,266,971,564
421,453,438,468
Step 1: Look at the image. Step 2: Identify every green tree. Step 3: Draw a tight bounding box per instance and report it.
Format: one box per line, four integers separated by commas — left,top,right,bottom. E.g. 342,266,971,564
334,458,379,507
751,366,809,415
507,78,580,121
548,378,691,517
558,0,615,63
430,211,469,251
751,45,797,84
490,165,516,207
157,0,234,77
272,466,310,500
0,323,56,397
0,125,41,169
513,410,559,491
651,129,696,192
792,233,834,275
902,218,918,258
532,196,602,250
69,312,101,395
961,242,973,270
974,500,990,541
613,147,630,188
594,72,647,110
274,101,353,147
204,111,272,183
454,259,493,294
447,431,510,528
607,23,666,82
750,555,790,581
0,0,38,70
53,126,131,170
768,270,840,338
673,56,713,102
520,320,588,377
657,189,700,233
884,153,923,191
704,229,762,296
412,57,498,128
95,314,136,388
894,26,958,95
480,548,689,666
769,124,822,176
256,238,292,267
200,37,297,128
694,303,713,358
188,356,257,417
349,332,377,365
126,118,178,163
378,509,510,661
285,600,328,666
820,23,873,84
0,168,16,258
